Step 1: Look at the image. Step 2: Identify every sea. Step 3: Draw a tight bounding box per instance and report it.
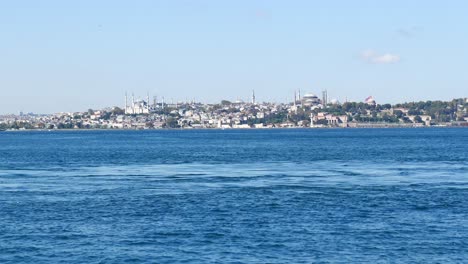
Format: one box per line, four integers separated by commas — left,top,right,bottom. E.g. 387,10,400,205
0,128,467,263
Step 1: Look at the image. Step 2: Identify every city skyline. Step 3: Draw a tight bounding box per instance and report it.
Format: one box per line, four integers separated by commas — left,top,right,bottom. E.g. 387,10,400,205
2,94,466,130
4,89,467,115
1,1,468,114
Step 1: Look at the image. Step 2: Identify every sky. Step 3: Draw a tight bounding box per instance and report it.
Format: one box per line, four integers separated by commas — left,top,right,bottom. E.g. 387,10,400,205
0,0,467,114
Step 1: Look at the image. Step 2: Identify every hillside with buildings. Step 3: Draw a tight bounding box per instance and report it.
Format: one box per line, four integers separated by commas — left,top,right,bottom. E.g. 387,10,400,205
1,92,467,130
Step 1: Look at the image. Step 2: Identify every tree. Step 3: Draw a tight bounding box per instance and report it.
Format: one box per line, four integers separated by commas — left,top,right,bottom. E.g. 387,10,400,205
382,104,392,110
402,117,411,123
101,112,112,120
394,110,404,118
164,117,179,128
112,107,125,115
408,109,422,115
414,115,423,123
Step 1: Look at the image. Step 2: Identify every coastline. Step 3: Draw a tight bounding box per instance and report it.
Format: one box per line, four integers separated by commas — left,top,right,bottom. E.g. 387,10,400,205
3,124,467,132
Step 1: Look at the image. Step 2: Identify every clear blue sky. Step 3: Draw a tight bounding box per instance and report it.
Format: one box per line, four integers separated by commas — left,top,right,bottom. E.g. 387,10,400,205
1,0,467,113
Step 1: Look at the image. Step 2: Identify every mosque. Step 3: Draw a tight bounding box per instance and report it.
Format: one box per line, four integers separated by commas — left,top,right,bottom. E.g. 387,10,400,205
301,93,321,107
125,93,150,114
365,96,376,106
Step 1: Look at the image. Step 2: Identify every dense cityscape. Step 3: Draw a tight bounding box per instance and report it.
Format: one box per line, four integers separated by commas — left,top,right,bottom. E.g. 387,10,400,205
1,91,467,130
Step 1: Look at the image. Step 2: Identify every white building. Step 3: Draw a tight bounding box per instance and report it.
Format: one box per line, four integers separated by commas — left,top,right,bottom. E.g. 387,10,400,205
125,94,150,114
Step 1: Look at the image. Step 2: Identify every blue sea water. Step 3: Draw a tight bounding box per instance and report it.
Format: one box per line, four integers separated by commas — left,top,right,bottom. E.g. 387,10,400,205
0,128,467,263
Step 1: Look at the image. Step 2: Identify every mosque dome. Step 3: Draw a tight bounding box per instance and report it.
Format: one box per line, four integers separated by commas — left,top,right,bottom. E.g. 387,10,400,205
303,93,318,99
302,93,320,106
365,96,376,105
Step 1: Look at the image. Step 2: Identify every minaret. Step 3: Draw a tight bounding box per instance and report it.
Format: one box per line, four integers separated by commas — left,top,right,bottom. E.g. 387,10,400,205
147,92,150,111
322,90,328,107
252,90,256,104
131,93,135,114
294,91,298,114
125,92,128,114
310,113,314,127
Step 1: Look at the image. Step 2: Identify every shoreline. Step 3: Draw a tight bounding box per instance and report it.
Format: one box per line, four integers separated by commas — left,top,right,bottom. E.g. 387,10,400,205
2,125,467,132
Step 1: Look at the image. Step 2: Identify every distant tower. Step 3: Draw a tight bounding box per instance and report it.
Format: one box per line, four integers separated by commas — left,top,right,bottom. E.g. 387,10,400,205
147,92,150,111
293,90,298,114
310,113,314,127
298,89,301,101
252,90,256,104
125,92,128,113
132,93,135,109
322,90,328,106
153,96,157,108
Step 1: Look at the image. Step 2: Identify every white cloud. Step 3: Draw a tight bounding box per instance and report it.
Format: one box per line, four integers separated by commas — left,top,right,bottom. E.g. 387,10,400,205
360,50,401,64
373,53,401,64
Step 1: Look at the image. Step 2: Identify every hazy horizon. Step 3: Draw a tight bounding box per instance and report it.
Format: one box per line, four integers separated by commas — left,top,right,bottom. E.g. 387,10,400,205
1,1,467,114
